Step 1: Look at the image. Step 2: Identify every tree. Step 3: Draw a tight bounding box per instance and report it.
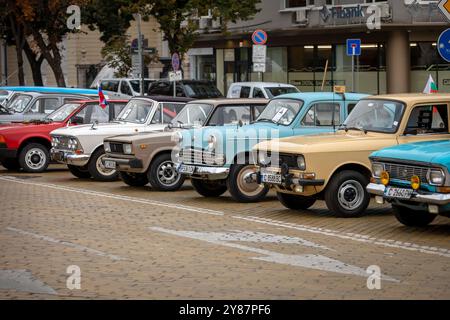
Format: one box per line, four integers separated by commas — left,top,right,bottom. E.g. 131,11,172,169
137,0,261,59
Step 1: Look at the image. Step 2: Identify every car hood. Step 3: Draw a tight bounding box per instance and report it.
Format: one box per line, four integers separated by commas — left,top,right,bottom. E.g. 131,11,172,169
254,130,397,154
371,140,450,168
0,121,62,134
51,122,167,137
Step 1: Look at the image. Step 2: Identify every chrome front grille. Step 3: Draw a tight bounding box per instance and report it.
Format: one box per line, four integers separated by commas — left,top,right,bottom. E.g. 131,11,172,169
110,143,124,154
52,136,71,150
383,163,429,183
180,148,222,166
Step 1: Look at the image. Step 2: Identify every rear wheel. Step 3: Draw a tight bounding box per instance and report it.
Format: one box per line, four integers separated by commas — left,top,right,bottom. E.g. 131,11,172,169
119,172,149,187
147,153,185,191
191,179,227,198
393,205,436,227
87,147,119,182
227,163,269,203
1,158,21,171
18,143,50,173
324,170,370,218
277,192,316,210
67,164,91,179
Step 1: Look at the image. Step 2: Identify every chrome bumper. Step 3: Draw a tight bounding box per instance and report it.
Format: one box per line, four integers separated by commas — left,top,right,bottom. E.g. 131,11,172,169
176,163,229,180
367,183,450,206
51,149,90,167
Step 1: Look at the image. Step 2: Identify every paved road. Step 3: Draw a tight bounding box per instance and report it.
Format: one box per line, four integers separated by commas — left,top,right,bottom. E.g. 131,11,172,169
0,165,449,299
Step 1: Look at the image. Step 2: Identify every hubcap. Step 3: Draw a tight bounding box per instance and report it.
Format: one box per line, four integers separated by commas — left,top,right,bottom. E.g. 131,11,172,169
25,148,46,170
337,179,364,211
237,165,264,197
96,154,116,176
157,161,180,187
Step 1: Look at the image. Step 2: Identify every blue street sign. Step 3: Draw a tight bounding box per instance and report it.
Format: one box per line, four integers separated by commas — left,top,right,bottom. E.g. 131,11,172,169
172,53,180,71
252,29,268,45
438,28,450,63
346,39,361,56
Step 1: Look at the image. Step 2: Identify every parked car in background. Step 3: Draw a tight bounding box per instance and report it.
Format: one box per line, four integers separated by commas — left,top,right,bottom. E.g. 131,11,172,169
0,100,127,173
367,140,450,227
254,94,450,218
102,98,269,191
227,82,300,99
0,92,94,124
91,79,156,98
148,80,223,99
176,92,367,203
50,96,192,181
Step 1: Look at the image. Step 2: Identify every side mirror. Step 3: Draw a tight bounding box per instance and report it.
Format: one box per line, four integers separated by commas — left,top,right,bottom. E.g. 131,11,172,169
238,120,244,128
70,116,84,125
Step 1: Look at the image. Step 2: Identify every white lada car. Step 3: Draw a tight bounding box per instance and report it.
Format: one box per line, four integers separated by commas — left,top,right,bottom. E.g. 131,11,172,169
50,96,191,181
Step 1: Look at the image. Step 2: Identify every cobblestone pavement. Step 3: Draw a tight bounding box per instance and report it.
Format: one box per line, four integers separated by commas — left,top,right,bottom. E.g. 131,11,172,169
0,165,449,299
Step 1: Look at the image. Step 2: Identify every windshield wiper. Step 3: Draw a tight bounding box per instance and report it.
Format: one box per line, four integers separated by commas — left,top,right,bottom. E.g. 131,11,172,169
343,124,367,134
256,118,278,125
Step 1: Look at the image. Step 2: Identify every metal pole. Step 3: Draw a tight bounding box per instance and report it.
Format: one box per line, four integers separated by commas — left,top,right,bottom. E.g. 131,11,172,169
1,38,7,85
351,52,355,93
136,13,144,96
173,79,176,97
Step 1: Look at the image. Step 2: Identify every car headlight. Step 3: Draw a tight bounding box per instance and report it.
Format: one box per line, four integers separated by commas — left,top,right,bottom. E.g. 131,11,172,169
428,169,446,186
104,142,111,153
372,162,384,178
208,135,217,151
297,155,306,171
123,144,133,155
258,151,271,166
173,132,183,143
68,137,78,150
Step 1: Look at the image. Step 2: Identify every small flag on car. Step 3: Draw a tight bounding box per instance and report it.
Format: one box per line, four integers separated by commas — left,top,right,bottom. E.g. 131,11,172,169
98,84,109,109
423,75,438,94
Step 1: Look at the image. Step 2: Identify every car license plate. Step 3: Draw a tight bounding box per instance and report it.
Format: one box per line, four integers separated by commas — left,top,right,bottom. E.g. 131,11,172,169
385,187,413,200
104,160,116,169
261,173,282,184
178,164,195,174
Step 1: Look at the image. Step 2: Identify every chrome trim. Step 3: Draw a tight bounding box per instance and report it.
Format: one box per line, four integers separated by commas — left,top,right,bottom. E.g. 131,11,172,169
51,149,90,166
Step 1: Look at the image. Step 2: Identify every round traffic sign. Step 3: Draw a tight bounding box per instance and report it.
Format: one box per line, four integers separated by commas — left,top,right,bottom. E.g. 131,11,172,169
438,28,450,63
172,53,180,71
252,29,268,45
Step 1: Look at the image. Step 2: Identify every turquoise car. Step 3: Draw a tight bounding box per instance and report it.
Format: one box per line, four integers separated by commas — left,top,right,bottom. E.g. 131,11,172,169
176,92,369,202
367,140,450,227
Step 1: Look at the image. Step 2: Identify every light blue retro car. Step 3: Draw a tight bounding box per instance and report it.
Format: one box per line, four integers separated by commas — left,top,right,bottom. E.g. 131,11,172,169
176,92,369,203
367,140,450,227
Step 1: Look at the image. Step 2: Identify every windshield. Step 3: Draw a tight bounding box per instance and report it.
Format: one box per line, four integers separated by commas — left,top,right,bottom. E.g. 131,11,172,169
256,99,303,126
343,99,405,133
265,87,299,98
7,94,32,113
129,80,153,93
172,103,213,127
116,99,153,123
184,83,222,98
46,103,81,122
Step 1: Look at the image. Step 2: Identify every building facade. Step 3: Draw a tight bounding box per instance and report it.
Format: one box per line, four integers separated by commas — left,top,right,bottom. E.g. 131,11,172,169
190,0,449,95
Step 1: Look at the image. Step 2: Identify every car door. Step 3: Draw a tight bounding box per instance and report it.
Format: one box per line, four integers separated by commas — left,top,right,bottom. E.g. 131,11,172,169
397,103,450,145
294,101,341,135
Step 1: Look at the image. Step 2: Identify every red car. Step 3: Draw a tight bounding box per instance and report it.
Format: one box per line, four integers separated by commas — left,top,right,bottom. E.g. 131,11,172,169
0,100,128,173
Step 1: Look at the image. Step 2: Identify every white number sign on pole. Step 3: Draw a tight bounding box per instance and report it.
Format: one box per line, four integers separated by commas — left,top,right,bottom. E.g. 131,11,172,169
252,44,267,74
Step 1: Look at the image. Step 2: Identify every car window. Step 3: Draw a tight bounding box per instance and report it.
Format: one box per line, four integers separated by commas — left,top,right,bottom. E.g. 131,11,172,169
208,105,252,126
130,80,153,93
102,80,119,92
151,103,186,124
240,86,251,98
112,103,127,119
117,99,153,123
229,86,241,98
173,103,214,127
43,98,60,114
90,104,110,123
253,87,266,98
257,99,303,126
183,82,222,99
302,103,340,127
120,82,133,96
148,82,171,96
8,94,32,113
405,104,449,135
47,103,81,122
252,104,267,119
347,103,357,115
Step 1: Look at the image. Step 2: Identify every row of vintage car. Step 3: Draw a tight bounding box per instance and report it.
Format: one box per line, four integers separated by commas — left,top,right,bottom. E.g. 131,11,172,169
0,88,449,227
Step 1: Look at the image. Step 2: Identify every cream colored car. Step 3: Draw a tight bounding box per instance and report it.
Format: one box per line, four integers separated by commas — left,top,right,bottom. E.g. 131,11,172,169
253,94,450,217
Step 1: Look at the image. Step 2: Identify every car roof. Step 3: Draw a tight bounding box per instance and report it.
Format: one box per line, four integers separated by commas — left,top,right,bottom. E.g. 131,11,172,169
229,82,297,88
365,93,450,104
0,86,99,95
9,91,92,98
188,98,269,105
133,96,194,103
274,92,370,102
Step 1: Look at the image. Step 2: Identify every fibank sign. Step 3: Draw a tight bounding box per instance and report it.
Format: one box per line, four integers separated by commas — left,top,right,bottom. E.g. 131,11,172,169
320,5,365,22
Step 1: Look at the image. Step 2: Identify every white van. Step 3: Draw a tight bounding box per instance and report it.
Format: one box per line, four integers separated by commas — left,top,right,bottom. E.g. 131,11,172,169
92,79,157,98
227,82,300,99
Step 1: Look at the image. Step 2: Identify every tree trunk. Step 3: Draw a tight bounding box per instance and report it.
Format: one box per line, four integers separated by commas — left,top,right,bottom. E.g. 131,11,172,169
23,41,44,86
9,15,25,85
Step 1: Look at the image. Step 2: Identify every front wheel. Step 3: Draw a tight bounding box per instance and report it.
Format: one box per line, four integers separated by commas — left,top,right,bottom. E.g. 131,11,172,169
393,205,436,227
18,143,50,173
67,164,91,179
277,192,316,210
324,170,370,218
227,164,269,203
87,147,119,182
119,172,149,187
191,179,227,198
147,153,185,191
